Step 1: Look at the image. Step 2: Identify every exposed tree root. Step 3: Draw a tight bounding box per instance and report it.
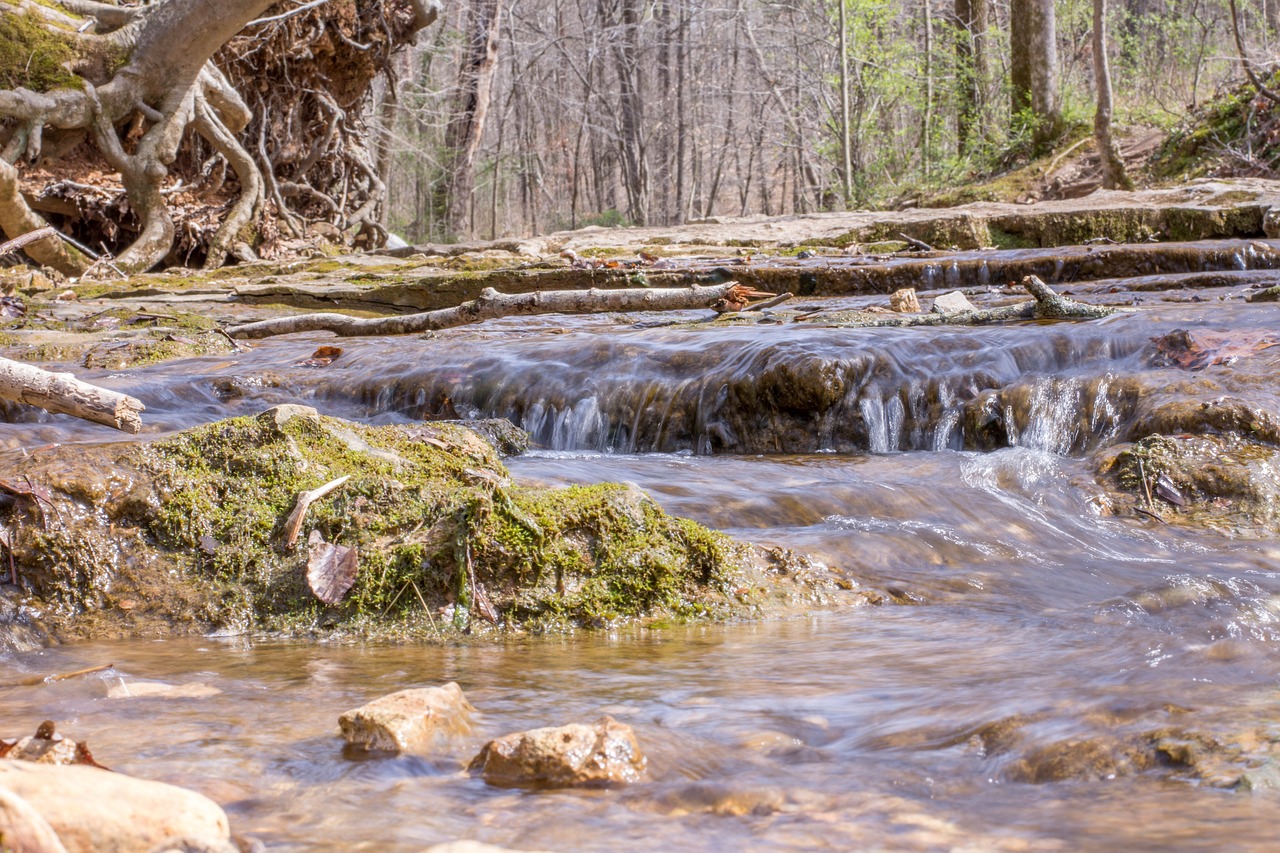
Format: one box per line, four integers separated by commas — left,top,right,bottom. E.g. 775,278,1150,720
0,1,437,272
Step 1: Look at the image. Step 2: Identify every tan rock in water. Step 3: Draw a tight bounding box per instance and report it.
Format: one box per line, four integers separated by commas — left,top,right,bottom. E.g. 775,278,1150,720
339,682,474,753
889,288,920,313
0,786,69,853
106,681,222,700
468,715,646,788
0,760,232,853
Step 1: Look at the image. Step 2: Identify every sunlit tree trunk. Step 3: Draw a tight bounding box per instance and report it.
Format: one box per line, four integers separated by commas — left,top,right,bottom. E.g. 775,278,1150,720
955,0,990,154
1009,0,1062,149
1093,0,1132,189
440,0,503,238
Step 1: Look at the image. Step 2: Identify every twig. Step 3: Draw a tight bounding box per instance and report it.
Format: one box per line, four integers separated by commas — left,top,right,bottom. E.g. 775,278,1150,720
211,327,247,352
1137,459,1157,514
282,475,350,549
0,227,58,259
0,662,114,689
898,233,935,252
744,292,793,312
409,579,439,635
228,282,773,339
248,0,333,26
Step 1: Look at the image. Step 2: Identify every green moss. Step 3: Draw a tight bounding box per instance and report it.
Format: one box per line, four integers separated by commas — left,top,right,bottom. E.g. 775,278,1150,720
39,408,749,637
0,8,82,92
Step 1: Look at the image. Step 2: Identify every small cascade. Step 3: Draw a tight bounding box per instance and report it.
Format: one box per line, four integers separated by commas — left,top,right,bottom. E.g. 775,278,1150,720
861,392,905,454
281,314,1168,458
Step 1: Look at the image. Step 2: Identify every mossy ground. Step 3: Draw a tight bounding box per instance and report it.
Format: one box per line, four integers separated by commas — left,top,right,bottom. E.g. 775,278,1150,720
3,408,757,641
0,6,80,91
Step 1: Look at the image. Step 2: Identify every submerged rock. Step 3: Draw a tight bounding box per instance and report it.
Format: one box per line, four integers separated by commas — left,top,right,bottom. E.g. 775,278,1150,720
339,683,474,753
106,682,222,700
1103,433,1280,532
0,761,232,853
0,406,857,642
468,715,646,788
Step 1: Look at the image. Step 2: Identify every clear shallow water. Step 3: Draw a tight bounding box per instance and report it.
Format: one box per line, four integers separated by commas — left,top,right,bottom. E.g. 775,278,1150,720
4,297,1280,848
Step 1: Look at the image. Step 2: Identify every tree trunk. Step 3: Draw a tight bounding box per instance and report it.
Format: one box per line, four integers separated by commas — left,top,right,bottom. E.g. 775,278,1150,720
607,0,650,227
838,0,853,204
440,0,504,239
1009,0,1062,148
955,0,990,154
1092,0,1132,190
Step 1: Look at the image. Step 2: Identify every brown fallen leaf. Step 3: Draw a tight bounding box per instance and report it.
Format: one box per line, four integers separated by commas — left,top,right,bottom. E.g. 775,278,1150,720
307,529,358,605
297,345,344,368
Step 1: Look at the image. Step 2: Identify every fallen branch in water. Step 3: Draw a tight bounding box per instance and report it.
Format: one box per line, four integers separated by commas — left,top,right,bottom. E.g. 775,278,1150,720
0,358,144,433
226,282,780,339
0,663,115,689
826,276,1118,328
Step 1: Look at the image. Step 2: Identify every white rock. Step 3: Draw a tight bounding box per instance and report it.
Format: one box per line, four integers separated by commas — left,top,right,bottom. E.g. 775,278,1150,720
931,291,976,314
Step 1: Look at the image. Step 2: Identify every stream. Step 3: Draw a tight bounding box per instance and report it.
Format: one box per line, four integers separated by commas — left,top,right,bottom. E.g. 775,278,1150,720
4,264,1280,849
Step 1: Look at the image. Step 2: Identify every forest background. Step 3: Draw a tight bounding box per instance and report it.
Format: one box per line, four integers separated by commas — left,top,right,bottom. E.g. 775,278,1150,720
395,0,1268,243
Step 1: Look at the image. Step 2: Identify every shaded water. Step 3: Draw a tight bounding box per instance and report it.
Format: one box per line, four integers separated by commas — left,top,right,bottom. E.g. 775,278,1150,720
5,284,1280,849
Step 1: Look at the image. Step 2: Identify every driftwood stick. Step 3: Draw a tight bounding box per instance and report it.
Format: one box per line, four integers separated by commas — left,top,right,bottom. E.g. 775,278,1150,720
898,232,935,252
0,357,144,433
0,662,115,689
744,292,793,312
226,282,773,339
0,227,58,259
827,276,1118,328
282,474,350,549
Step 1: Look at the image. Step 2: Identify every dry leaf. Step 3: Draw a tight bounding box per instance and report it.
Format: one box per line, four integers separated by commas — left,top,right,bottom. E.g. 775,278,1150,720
307,529,358,604
297,345,344,368
1152,329,1280,371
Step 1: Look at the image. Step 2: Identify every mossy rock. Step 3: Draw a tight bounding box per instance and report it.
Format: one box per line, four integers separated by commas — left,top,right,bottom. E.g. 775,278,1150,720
0,407,862,644
1103,434,1280,533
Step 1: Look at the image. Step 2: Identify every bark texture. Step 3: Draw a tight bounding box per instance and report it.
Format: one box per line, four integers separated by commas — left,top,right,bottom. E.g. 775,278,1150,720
1092,0,1133,190
0,357,144,433
1009,0,1063,148
439,0,504,238
0,1,439,272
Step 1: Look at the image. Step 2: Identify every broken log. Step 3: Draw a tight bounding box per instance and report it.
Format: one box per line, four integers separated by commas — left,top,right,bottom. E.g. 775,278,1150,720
827,275,1118,328
0,358,144,433
226,282,779,339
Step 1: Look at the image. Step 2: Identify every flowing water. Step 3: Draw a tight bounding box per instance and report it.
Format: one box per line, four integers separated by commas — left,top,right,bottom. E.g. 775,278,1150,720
5,280,1280,849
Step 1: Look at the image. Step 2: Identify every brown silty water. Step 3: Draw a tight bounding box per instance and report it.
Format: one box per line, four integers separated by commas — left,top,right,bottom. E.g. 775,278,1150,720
5,242,1280,849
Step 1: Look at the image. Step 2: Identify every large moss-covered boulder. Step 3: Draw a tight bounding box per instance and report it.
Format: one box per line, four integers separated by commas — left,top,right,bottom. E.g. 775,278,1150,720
0,407,860,644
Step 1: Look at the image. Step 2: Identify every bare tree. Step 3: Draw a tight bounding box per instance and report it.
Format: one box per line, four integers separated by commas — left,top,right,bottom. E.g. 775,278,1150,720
438,0,504,237
1093,0,1133,189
